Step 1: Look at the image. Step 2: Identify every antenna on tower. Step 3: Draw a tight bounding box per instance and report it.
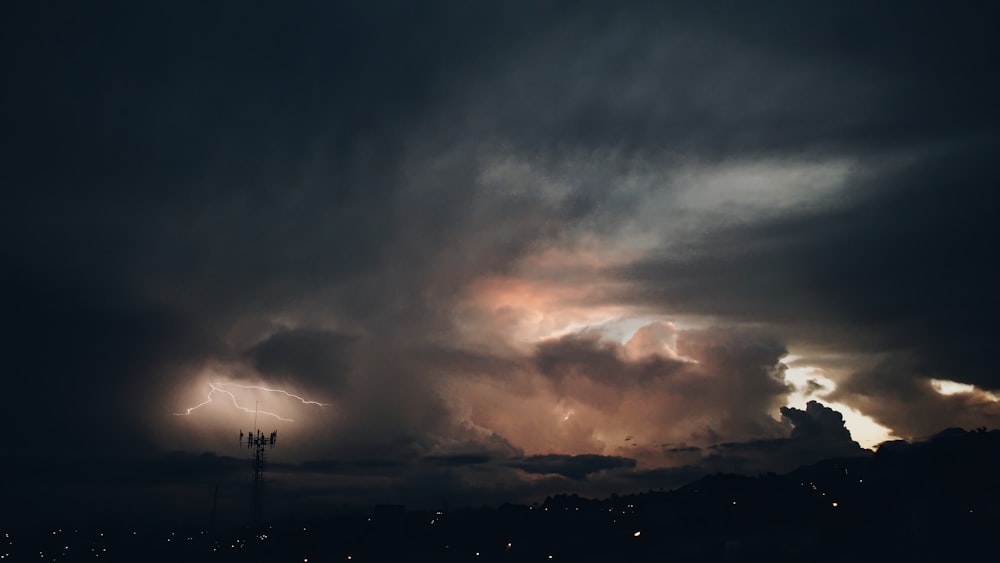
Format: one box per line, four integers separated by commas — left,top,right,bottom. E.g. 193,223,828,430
240,405,278,527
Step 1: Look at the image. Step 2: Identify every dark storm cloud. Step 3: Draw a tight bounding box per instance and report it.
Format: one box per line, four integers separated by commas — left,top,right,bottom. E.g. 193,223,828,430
802,379,826,396
3,0,998,524
433,325,795,461
540,3,1000,437
510,454,637,480
4,1,554,329
617,143,1000,434
296,458,408,475
247,328,355,389
781,401,859,448
828,355,1000,439
709,401,870,471
423,454,493,467
549,401,868,493
702,401,868,474
535,333,686,385
449,1,998,158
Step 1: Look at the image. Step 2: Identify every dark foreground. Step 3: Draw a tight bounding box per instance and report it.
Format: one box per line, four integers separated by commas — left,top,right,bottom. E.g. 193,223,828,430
5,428,998,562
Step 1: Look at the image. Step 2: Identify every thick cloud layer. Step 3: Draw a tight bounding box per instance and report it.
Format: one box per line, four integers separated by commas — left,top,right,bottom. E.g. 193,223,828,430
3,0,997,524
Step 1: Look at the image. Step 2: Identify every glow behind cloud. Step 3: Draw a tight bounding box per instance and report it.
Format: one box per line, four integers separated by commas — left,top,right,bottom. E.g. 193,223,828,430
784,364,895,449
174,380,327,423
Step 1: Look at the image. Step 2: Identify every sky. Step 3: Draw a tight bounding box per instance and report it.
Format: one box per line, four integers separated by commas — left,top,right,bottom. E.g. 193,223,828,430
3,0,999,526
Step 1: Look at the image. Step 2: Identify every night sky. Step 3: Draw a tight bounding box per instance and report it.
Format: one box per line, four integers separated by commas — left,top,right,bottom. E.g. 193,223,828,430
4,1,999,527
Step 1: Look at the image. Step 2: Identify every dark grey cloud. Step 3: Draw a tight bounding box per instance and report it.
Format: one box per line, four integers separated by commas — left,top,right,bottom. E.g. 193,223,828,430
510,454,637,480
616,143,1000,435
247,328,355,389
702,400,868,475
423,454,493,467
535,333,686,385
296,458,408,476
828,355,1000,439
444,1,998,159
2,0,996,525
802,379,827,396
781,401,859,449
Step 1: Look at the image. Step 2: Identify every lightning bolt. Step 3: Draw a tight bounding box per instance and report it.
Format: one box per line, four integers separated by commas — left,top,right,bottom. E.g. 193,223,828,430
214,382,329,407
174,381,326,422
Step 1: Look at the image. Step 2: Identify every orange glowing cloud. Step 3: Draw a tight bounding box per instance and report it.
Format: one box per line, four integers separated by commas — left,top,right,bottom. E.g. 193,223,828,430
455,244,644,346
458,274,636,346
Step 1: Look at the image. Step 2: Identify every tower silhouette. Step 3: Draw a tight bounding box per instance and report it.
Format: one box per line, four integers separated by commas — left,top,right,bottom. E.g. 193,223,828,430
240,427,277,526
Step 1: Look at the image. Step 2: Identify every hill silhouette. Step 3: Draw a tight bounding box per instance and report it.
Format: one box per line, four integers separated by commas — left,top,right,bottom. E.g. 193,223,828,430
5,428,997,562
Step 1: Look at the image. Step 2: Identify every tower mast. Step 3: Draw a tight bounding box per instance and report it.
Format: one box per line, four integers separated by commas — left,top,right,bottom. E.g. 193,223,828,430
241,404,277,527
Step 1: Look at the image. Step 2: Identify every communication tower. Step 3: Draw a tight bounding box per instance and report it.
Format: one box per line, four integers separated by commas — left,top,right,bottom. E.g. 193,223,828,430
239,426,277,526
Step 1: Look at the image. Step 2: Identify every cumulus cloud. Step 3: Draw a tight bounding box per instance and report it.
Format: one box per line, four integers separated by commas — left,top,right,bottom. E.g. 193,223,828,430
699,400,867,474
431,323,794,469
